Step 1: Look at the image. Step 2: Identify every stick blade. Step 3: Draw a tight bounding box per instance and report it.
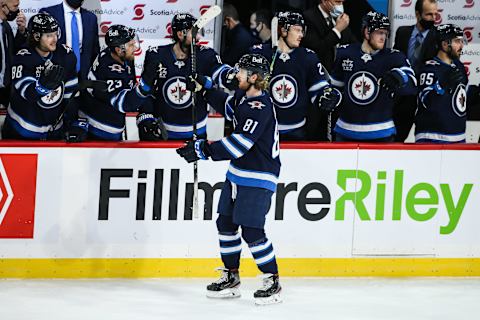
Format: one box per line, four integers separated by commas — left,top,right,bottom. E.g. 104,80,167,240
194,5,222,30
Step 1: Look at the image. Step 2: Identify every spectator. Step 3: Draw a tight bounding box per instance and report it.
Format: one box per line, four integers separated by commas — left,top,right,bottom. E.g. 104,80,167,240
249,9,272,45
330,11,416,142
302,0,357,141
41,0,100,80
393,0,438,142
221,3,257,66
415,24,468,143
2,13,79,140
0,0,27,108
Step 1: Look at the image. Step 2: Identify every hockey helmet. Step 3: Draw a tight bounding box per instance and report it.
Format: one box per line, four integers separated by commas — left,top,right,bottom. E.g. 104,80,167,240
276,11,305,32
237,54,270,79
27,13,60,37
171,13,197,39
434,24,467,46
105,25,137,48
361,11,390,35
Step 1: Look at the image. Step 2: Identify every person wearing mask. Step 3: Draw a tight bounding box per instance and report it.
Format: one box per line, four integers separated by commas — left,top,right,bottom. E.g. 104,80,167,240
302,0,357,141
249,9,272,46
0,0,28,108
415,24,468,143
41,0,100,80
393,0,438,142
221,3,257,66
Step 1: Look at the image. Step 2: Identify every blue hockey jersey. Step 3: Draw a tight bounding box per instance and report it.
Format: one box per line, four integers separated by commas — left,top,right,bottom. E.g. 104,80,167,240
204,89,281,192
80,49,149,141
415,57,468,143
140,44,230,139
331,43,416,140
5,45,78,139
250,44,330,136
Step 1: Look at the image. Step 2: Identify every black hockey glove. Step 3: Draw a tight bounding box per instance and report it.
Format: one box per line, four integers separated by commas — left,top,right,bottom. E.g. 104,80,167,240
136,113,168,141
176,139,210,163
438,67,466,94
318,87,342,112
224,67,239,90
187,73,213,93
36,64,65,95
138,57,161,96
65,118,89,143
379,69,407,94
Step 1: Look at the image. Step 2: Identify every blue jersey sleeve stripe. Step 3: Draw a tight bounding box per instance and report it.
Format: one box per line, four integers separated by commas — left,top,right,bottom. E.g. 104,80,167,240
15,76,36,92
220,138,244,159
225,96,234,121
65,78,79,88
330,77,345,88
231,133,254,150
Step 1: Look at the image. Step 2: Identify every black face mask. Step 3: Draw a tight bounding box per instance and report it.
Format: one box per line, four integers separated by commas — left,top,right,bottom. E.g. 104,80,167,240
5,9,19,21
66,0,84,9
250,27,259,39
419,19,434,30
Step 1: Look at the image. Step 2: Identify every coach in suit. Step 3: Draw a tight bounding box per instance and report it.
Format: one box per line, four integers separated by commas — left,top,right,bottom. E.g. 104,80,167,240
302,0,357,141
41,0,100,80
392,0,438,142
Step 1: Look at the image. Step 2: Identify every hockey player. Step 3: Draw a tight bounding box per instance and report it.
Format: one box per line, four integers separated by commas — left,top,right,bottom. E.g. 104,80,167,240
138,13,231,140
250,11,341,140
415,24,468,143
330,11,416,142
2,13,81,140
79,24,161,141
177,54,282,305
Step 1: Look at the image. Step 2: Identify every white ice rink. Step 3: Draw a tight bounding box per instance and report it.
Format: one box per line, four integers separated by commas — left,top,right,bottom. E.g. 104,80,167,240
1,278,480,320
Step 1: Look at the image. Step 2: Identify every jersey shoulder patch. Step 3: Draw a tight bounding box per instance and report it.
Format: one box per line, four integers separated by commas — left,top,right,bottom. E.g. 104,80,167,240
425,59,440,66
62,44,73,54
108,64,126,73
16,48,31,56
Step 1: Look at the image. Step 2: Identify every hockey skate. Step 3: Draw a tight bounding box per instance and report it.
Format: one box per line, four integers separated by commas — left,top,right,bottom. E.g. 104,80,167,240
254,273,282,305
206,268,241,299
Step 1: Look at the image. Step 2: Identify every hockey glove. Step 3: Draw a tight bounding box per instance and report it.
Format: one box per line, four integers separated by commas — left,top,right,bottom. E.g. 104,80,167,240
65,118,89,143
36,64,65,95
136,113,168,141
176,139,210,163
438,67,466,94
224,67,239,90
187,73,213,93
138,57,161,96
318,87,342,112
379,69,407,94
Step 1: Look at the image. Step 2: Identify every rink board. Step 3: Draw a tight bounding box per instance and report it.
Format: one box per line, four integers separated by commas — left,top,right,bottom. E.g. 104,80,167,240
0,142,480,278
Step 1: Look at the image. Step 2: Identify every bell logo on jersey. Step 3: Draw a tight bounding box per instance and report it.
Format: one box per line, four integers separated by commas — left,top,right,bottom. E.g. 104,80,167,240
163,77,192,109
270,74,298,109
453,84,467,117
348,71,379,106
0,154,38,239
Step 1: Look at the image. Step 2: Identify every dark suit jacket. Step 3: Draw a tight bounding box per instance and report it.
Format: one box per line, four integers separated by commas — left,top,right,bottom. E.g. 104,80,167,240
302,6,357,72
221,23,257,66
393,25,437,72
41,4,100,80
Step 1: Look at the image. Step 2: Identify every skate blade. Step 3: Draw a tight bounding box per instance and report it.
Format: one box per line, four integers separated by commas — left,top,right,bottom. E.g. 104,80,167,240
254,293,282,306
206,288,241,299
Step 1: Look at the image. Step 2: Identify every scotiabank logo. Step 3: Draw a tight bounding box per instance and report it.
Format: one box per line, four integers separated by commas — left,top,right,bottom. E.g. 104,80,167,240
99,21,112,36
165,22,173,38
463,62,472,76
133,4,146,20
435,9,443,24
464,27,474,43
134,40,144,56
464,0,475,8
0,154,37,239
166,0,177,2
400,0,412,7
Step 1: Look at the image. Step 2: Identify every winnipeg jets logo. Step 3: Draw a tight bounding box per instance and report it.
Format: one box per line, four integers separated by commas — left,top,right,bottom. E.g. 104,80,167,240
16,49,30,56
348,71,379,105
174,61,185,69
342,58,353,71
109,64,125,73
248,101,265,110
39,84,64,109
452,84,467,117
163,76,192,109
361,53,372,63
279,52,290,62
157,63,167,78
270,74,298,109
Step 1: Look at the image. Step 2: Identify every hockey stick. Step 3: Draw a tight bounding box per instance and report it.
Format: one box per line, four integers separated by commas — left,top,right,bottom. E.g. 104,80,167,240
270,17,278,72
190,5,222,219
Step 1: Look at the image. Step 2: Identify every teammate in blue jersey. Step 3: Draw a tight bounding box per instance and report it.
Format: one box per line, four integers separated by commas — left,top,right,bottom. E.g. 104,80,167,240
138,13,231,140
415,24,468,143
330,11,417,142
2,13,80,140
177,54,282,305
79,25,160,141
250,11,341,140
